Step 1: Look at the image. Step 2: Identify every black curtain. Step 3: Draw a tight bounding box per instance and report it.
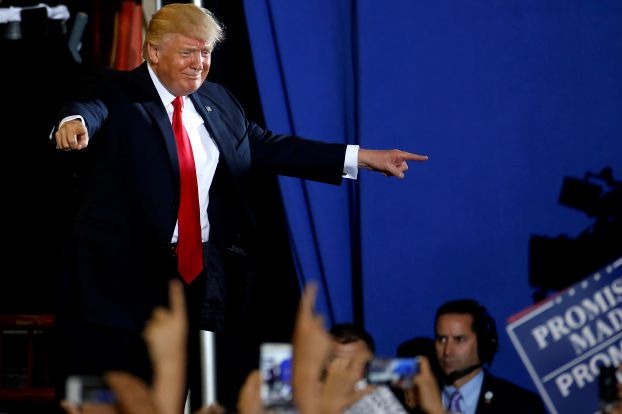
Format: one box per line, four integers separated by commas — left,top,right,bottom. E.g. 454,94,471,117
0,0,300,410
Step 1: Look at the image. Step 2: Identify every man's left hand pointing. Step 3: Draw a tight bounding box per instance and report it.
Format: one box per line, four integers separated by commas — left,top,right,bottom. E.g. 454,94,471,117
358,149,428,178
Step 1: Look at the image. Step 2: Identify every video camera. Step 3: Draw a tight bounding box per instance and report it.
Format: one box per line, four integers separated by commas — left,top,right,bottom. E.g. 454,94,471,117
529,167,622,301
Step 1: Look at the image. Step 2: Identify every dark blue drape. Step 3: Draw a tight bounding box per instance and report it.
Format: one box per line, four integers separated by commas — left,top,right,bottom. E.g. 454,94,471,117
243,0,622,391
243,0,360,325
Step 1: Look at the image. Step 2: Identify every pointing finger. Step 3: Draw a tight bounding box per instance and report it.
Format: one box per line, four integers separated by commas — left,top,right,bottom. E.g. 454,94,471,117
300,281,318,316
399,151,429,162
168,279,186,317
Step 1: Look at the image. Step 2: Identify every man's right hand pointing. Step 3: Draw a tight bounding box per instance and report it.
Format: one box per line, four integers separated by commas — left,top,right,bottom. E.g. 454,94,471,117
55,119,90,151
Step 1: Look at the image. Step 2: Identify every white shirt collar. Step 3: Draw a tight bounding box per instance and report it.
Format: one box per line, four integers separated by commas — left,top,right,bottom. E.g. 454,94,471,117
443,370,484,414
147,63,182,109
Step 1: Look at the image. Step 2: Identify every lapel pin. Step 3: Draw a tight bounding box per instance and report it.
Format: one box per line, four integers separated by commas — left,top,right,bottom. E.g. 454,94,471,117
484,391,494,403
206,106,212,112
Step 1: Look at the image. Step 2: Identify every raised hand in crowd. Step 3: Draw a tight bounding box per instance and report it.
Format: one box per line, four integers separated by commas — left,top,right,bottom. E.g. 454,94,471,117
237,369,264,414
60,400,117,414
60,279,223,414
104,371,224,414
143,279,188,414
319,354,373,414
404,356,447,414
104,372,159,414
290,282,373,414
235,282,330,414
291,282,334,414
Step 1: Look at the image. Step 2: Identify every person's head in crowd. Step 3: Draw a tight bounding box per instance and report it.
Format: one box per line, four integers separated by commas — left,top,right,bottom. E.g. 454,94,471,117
434,298,499,388
329,322,375,361
397,336,435,359
144,3,225,96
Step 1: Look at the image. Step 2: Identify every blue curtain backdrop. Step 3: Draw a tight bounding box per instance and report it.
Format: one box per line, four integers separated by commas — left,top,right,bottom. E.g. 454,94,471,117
243,0,622,390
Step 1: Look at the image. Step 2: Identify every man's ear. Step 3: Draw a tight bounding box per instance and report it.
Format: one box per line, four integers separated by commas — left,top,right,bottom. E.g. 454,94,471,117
147,42,159,64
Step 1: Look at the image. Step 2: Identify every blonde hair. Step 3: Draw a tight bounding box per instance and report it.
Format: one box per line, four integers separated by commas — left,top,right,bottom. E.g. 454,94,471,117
143,3,225,63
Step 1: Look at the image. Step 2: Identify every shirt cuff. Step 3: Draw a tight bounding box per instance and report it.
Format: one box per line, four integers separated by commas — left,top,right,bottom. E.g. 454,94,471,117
342,144,359,180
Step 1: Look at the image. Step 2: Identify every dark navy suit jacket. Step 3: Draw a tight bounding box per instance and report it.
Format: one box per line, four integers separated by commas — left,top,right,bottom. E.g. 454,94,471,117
54,62,346,376
475,372,547,414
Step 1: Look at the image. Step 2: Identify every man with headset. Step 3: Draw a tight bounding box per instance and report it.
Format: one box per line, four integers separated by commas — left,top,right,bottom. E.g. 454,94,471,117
434,299,546,414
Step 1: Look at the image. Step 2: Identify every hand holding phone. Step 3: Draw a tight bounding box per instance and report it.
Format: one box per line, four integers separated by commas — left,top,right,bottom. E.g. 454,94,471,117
366,357,420,389
65,375,116,406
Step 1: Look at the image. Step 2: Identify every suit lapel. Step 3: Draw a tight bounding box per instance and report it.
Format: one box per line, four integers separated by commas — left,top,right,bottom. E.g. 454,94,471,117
189,92,239,173
189,91,257,225
132,63,180,185
131,65,243,190
476,372,495,413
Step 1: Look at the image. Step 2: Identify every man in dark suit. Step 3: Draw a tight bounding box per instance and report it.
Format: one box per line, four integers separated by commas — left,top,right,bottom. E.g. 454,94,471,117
434,299,547,414
52,2,428,408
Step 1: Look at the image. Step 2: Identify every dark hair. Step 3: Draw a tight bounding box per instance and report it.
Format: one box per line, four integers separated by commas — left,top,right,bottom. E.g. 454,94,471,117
396,336,435,359
329,323,376,354
435,299,499,366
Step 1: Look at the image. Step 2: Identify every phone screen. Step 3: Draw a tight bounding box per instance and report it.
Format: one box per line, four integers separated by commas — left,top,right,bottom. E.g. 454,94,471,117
366,357,419,389
260,343,294,407
66,375,116,405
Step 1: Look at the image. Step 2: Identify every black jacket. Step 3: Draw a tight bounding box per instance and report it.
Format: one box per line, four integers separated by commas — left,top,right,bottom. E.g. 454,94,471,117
475,372,547,414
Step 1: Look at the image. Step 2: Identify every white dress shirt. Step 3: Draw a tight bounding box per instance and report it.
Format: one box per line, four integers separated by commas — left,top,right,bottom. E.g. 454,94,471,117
147,64,219,243
442,370,484,414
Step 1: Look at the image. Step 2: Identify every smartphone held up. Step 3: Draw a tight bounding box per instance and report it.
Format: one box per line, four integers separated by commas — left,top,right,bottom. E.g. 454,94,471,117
260,343,294,408
366,357,420,389
65,375,116,405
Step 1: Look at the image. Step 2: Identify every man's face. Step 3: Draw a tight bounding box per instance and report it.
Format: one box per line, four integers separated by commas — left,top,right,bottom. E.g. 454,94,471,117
149,33,212,96
435,313,481,377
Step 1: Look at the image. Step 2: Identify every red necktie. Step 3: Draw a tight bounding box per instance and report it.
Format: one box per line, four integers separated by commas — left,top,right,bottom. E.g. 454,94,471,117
172,96,203,283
